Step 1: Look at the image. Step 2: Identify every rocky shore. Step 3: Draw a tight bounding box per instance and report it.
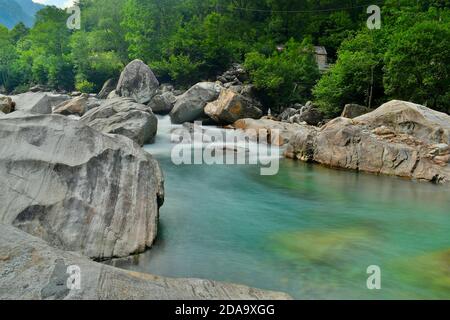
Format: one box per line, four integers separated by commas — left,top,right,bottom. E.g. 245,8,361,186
0,60,292,300
285,100,450,183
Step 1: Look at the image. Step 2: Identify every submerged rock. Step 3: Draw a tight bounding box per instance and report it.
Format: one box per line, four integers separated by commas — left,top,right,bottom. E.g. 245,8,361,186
205,89,262,124
170,82,221,124
116,59,159,104
0,114,164,259
0,225,291,300
81,97,158,146
286,101,450,184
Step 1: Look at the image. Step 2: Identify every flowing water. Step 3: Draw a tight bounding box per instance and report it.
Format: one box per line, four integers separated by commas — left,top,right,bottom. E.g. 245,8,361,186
112,116,450,299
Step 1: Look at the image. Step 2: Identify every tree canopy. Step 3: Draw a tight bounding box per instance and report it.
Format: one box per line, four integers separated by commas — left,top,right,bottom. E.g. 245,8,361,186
0,0,448,114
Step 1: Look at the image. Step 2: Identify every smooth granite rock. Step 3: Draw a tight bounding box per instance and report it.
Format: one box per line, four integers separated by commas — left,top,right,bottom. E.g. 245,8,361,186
11,92,70,114
81,97,158,146
170,82,221,124
0,114,164,259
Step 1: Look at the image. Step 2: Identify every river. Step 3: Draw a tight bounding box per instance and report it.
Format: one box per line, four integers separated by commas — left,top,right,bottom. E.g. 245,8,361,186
111,116,450,299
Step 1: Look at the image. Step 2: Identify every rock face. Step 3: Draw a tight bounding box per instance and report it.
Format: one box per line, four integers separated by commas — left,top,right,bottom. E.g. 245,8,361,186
0,114,164,259
53,94,89,116
170,82,221,124
116,60,159,104
205,89,263,124
286,100,450,183
0,225,291,300
233,118,312,146
355,100,450,145
148,91,177,115
12,92,70,114
341,104,372,119
81,98,158,146
97,78,118,99
0,95,15,113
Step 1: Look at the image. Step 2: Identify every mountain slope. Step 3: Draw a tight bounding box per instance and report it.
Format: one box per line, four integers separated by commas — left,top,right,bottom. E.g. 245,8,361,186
0,0,45,29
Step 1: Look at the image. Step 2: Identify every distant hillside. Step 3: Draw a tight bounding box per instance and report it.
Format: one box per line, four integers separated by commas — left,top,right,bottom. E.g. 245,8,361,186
0,0,45,29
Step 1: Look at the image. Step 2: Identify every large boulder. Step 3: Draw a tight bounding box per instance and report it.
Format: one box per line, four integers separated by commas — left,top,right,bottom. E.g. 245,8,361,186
286,101,450,184
205,89,263,124
341,104,372,119
233,118,312,146
170,82,221,124
97,78,118,99
355,100,450,145
148,91,177,115
0,225,291,300
0,95,15,114
116,59,159,104
11,92,70,114
0,114,164,259
81,98,158,146
53,94,89,116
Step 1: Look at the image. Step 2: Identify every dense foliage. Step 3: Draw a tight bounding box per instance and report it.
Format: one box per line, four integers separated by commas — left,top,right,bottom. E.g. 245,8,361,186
0,0,448,114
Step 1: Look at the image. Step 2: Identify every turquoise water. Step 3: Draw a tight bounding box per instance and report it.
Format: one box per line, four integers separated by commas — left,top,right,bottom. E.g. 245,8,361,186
113,117,450,299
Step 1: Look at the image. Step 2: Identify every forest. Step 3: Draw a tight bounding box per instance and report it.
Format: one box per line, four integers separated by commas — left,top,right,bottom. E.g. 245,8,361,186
0,0,449,116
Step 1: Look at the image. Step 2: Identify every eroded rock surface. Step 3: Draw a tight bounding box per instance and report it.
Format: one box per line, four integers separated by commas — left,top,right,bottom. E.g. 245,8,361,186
0,114,164,259
286,101,450,183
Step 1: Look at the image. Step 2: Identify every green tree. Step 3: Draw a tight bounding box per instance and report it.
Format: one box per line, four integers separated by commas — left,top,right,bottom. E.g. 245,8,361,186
245,38,320,111
313,31,386,116
384,19,450,112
